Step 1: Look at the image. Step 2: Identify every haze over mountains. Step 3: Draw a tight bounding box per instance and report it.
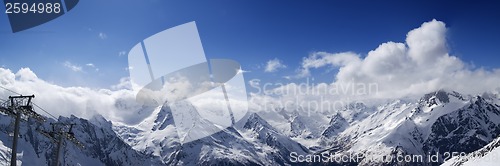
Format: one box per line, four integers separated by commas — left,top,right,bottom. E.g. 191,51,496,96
0,88,499,165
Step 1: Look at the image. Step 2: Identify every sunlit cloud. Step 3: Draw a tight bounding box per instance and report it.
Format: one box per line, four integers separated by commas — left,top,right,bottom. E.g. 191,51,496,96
264,58,287,72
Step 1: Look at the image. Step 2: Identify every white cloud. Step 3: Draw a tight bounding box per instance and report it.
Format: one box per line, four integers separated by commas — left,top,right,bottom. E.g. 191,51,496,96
0,67,149,125
0,67,241,126
98,32,107,39
294,19,500,100
111,77,134,90
264,58,287,72
63,61,82,72
248,20,500,114
2,20,499,126
298,52,360,77
407,20,448,65
86,63,99,71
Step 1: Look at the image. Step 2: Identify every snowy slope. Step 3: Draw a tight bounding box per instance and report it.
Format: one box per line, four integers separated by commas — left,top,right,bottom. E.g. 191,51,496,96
254,106,330,148
1,89,499,165
111,90,500,165
113,102,310,165
253,102,372,149
240,113,309,165
441,93,500,166
318,103,374,147
0,113,159,165
441,135,500,166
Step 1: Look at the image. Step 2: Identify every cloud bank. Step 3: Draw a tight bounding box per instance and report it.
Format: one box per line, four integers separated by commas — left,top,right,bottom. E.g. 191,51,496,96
250,20,500,113
1,20,499,124
297,19,500,99
0,68,147,125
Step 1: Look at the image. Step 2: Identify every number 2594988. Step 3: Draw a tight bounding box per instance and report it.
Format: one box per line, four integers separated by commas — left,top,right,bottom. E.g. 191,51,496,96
5,3,61,14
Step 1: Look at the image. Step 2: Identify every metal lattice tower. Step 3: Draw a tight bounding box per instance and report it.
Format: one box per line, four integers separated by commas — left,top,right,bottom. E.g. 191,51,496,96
0,95,45,166
38,122,84,166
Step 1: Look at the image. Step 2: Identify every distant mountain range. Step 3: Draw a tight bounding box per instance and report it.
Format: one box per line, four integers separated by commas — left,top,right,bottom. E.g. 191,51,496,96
0,90,499,165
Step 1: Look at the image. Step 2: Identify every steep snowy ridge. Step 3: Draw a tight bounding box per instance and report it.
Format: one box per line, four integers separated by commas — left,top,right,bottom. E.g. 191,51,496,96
0,114,51,165
320,113,348,139
318,103,373,147
113,105,180,160
241,113,310,165
0,113,158,165
285,108,329,141
441,133,500,166
1,89,499,165
164,127,264,166
319,90,500,165
60,115,160,166
255,103,372,149
247,106,330,149
111,90,500,165
113,103,311,165
423,95,500,162
338,102,374,124
440,92,500,166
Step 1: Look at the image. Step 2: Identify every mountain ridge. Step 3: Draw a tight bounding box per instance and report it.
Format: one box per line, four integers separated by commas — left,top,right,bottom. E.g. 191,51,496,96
0,89,499,165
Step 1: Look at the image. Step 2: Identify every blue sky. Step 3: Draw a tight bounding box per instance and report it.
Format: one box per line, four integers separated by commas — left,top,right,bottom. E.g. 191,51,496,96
1,0,499,89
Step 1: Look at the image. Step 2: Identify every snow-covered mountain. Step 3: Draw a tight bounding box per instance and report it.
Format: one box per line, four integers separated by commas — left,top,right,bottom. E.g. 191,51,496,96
254,106,330,149
111,89,500,165
441,133,500,166
0,113,159,165
252,103,369,150
1,89,499,165
318,103,374,147
441,92,500,166
112,102,309,166
319,90,500,165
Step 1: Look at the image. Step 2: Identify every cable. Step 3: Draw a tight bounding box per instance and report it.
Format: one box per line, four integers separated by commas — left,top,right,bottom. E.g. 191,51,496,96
0,85,57,119
0,85,22,95
33,103,58,119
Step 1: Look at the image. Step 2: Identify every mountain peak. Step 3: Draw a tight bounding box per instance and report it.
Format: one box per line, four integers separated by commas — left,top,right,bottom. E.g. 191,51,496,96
420,90,464,106
243,113,275,131
321,113,348,138
329,113,346,124
344,102,367,110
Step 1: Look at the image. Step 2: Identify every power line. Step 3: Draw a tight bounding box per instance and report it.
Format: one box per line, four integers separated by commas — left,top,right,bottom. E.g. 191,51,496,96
38,122,84,166
0,86,83,166
0,95,43,166
0,94,58,166
33,103,58,120
0,85,21,96
0,85,57,119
